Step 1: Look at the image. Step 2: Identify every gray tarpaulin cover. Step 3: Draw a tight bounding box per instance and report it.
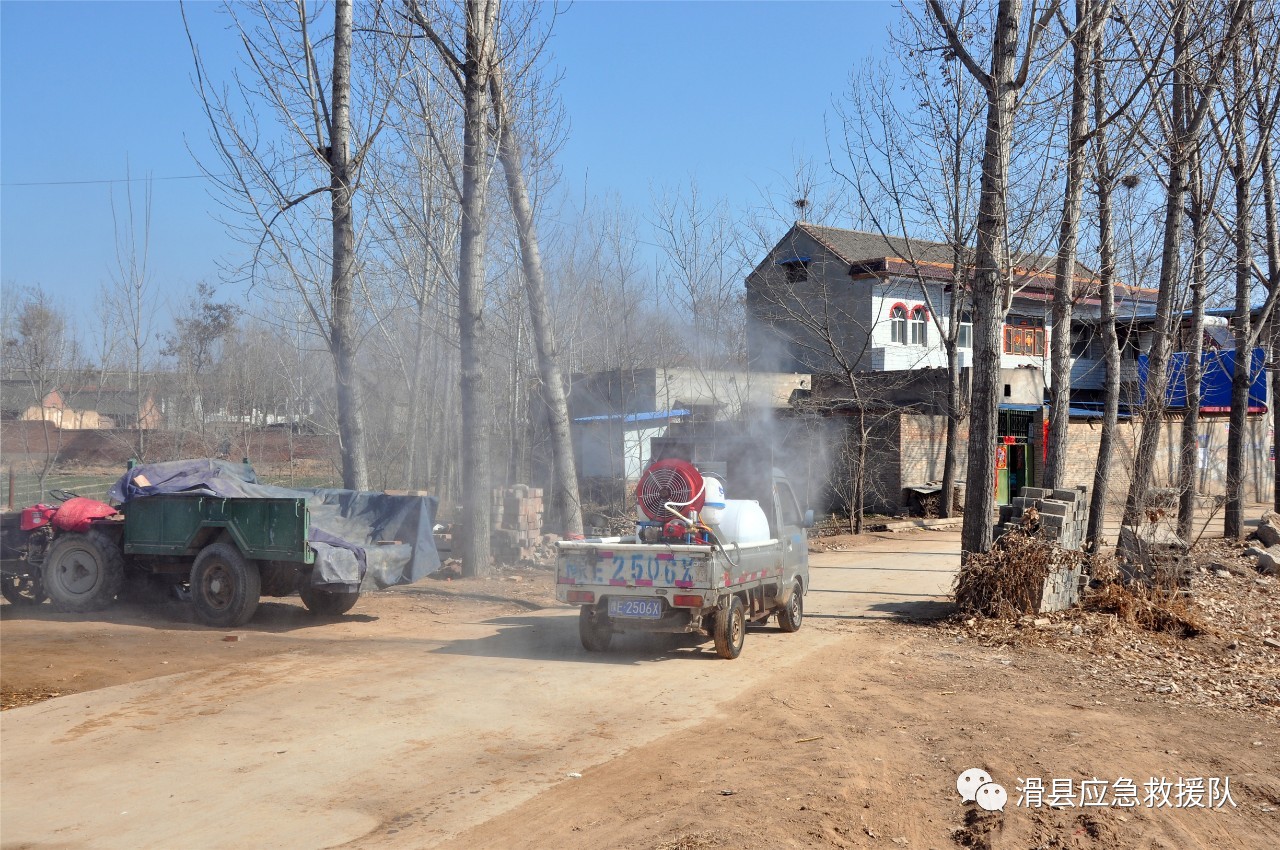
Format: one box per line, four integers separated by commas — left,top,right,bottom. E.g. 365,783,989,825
109,459,440,591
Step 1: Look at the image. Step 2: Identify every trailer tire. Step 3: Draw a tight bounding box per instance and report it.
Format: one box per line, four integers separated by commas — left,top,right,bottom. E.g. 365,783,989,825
1,571,47,606
579,605,613,652
190,543,261,628
43,530,124,612
713,595,746,659
777,580,804,633
299,579,361,616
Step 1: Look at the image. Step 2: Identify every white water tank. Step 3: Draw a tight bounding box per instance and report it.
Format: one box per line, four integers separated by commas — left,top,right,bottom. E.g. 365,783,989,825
700,475,727,525
709,499,770,546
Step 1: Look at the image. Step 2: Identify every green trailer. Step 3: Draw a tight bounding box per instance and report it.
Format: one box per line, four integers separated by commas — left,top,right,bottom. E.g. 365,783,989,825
40,493,357,627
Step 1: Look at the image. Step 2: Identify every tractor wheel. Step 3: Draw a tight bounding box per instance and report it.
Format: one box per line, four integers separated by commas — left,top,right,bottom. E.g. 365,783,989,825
713,595,746,659
578,605,613,652
299,578,361,616
777,580,804,633
1,571,47,605
43,531,125,613
190,542,261,628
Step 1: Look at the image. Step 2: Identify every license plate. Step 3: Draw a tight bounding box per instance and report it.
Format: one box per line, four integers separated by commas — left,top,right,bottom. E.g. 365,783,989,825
608,598,663,619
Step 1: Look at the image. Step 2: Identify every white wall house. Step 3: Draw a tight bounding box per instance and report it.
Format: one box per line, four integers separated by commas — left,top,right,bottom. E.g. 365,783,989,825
745,223,1160,390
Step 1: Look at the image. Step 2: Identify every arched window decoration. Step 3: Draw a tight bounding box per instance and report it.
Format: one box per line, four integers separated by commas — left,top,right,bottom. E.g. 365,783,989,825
910,306,928,345
889,304,908,344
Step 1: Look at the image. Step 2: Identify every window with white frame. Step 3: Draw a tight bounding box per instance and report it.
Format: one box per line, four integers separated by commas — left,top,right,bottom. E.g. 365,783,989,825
909,306,928,345
889,304,907,343
958,312,973,349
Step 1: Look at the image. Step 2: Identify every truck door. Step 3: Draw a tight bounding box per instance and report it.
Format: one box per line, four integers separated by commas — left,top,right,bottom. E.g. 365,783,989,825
773,480,803,568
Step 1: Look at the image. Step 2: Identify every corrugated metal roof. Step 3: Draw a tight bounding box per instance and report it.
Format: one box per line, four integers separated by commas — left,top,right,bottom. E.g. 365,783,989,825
573,409,690,424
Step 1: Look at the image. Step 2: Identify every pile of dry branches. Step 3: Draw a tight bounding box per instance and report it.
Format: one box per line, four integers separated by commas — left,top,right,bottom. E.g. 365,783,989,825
954,514,1083,618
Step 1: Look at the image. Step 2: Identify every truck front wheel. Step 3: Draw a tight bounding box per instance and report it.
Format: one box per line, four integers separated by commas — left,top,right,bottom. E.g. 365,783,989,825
713,596,746,659
1,571,47,606
190,542,261,628
579,605,613,652
43,530,124,612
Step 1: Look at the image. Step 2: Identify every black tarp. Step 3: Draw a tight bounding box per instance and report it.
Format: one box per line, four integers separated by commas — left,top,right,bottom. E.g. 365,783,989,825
109,459,440,591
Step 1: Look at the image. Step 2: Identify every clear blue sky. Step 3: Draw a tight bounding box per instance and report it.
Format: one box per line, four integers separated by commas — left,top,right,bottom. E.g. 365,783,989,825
1,1,897,315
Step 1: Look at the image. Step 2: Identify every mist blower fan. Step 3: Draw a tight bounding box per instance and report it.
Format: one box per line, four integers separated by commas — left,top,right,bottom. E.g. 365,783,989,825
636,458,705,521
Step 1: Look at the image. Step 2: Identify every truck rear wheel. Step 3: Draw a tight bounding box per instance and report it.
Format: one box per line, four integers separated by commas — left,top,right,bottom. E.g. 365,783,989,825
713,596,746,659
579,605,613,652
190,542,261,628
299,578,361,615
43,530,124,612
777,580,804,633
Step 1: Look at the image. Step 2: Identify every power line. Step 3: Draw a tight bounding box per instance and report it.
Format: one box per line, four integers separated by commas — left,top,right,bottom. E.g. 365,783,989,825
1,173,221,187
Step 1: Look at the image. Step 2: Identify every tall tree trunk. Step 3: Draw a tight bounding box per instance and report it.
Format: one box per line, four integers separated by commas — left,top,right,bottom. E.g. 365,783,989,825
957,0,1023,556
1123,5,1189,529
1046,0,1096,489
457,0,498,575
330,0,368,491
941,342,962,519
1264,143,1280,513
490,70,585,538
1224,34,1254,538
1177,157,1208,540
1086,24,1117,550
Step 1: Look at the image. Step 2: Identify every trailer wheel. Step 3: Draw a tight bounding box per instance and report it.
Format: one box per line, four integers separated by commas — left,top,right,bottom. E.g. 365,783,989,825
1,571,47,606
579,605,613,652
777,580,804,632
299,578,360,616
713,596,746,659
43,530,124,612
190,542,261,628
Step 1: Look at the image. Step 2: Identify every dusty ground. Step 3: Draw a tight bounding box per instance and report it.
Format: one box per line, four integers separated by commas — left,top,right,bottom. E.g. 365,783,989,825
2,530,1278,849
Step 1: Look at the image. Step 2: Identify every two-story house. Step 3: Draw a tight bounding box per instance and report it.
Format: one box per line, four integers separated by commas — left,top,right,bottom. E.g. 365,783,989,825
745,222,1160,385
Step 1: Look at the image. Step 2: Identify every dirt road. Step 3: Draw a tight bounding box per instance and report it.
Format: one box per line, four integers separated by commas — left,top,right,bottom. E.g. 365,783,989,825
3,528,1277,849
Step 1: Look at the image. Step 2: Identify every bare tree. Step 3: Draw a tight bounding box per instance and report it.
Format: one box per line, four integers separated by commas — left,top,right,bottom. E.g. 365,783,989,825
1214,3,1280,537
184,0,406,489
1045,0,1110,488
927,0,1067,555
1,287,81,496
1119,0,1247,529
833,37,986,518
105,172,159,460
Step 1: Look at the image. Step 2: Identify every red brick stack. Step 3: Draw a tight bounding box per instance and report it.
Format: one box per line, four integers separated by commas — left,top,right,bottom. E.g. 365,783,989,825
491,484,543,563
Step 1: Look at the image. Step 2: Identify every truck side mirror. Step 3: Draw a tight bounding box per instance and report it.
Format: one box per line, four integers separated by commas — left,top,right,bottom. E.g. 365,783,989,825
803,509,815,529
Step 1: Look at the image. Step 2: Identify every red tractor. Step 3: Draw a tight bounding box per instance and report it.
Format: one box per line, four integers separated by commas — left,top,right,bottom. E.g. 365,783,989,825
0,490,120,608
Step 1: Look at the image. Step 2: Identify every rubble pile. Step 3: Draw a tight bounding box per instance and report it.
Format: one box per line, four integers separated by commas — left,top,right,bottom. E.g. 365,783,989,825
1244,511,1280,575
944,541,1280,719
1117,518,1195,589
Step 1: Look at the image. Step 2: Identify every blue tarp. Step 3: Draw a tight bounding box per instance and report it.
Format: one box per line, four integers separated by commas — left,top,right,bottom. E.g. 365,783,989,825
108,459,440,592
1139,348,1267,410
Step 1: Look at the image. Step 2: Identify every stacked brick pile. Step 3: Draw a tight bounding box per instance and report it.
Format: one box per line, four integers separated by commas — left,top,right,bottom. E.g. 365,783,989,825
998,486,1090,552
491,484,543,563
997,486,1091,612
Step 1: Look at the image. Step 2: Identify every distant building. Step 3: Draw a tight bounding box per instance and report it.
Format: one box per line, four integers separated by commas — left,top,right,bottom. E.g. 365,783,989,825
569,367,809,484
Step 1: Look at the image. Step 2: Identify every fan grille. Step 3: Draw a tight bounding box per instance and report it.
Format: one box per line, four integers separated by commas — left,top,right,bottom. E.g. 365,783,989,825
636,459,704,520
